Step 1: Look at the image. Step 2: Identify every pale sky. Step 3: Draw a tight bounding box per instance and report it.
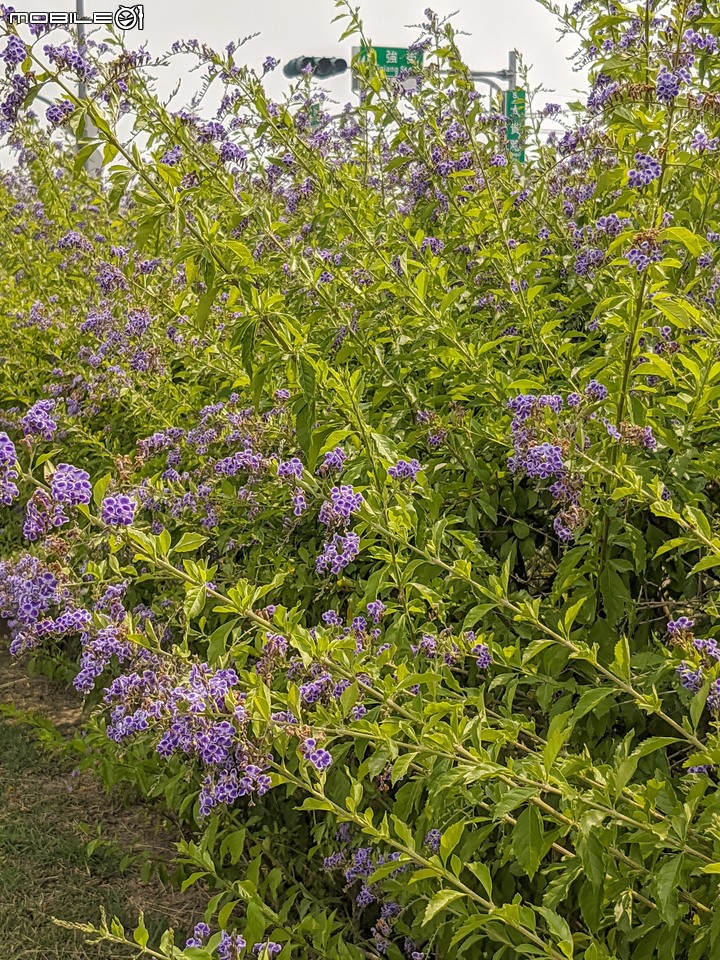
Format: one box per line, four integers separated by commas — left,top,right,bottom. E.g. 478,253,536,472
5,0,588,115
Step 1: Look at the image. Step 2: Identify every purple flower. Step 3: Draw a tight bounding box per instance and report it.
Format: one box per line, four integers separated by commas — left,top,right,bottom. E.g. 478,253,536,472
316,530,361,574
677,661,704,693
308,747,333,771
252,943,281,957
101,494,137,526
185,921,211,948
22,399,57,440
421,237,444,255
278,457,303,479
627,153,661,189
472,643,492,669
668,617,694,637
691,128,719,153
708,679,720,715
656,66,682,103
51,464,91,505
411,634,438,658
584,380,607,401
218,932,247,960
46,100,74,124
291,487,307,516
367,600,386,623
160,145,182,165
220,141,247,164
0,433,19,505
2,35,26,65
388,459,422,481
424,828,441,852
316,446,346,476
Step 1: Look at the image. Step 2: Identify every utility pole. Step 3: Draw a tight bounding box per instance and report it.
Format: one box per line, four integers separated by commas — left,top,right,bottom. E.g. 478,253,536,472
76,0,102,175
441,50,518,106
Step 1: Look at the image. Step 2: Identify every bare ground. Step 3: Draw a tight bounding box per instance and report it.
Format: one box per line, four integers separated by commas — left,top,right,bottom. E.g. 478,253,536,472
0,651,207,958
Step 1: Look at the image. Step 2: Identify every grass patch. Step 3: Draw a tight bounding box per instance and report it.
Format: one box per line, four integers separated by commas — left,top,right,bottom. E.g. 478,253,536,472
0,713,193,958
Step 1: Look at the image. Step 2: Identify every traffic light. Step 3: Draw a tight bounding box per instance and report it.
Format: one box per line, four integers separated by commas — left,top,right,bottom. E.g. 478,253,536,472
283,57,348,79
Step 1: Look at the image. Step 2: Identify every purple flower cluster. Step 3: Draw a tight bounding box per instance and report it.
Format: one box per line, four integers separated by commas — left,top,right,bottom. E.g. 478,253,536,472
277,457,303,479
0,555,68,655
51,463,91,505
22,399,57,440
185,922,211,949
708,679,720,715
218,931,247,960
367,599,386,623
2,35,26,65
523,443,564,480
411,634,438,658
677,661,703,693
46,100,74,125
388,458,422,481
585,380,607,401
300,737,333,771
627,153,661,189
101,494,137,526
319,485,363,525
316,530,361,574
668,617,694,638
316,446,346,476
472,643,492,669
160,145,182,165
656,66,685,103
0,432,19,505
220,142,247,164
424,828,441,852
627,241,663,272
421,237,444,255
691,128,719,153
23,490,69,541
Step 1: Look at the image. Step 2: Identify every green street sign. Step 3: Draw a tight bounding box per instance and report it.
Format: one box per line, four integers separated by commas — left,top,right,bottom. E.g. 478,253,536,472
308,102,321,131
505,88,526,163
352,45,423,94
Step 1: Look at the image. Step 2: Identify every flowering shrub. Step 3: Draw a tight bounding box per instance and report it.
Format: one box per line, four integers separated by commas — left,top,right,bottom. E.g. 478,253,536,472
2,1,720,958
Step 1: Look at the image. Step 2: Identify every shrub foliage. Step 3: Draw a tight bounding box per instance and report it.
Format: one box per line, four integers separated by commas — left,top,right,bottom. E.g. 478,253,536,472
1,1,720,958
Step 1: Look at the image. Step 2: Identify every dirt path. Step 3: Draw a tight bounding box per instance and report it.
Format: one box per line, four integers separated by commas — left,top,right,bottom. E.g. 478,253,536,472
0,652,205,958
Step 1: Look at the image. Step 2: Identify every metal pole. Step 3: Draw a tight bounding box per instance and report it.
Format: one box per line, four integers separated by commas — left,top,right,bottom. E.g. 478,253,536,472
468,75,504,95
76,0,86,99
508,50,517,91
75,0,102,174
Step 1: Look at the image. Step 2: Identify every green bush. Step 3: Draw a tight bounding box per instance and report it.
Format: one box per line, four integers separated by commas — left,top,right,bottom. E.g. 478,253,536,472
1,2,720,958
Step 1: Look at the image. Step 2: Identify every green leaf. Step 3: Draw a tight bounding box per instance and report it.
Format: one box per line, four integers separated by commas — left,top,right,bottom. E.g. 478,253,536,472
93,473,112,508
207,618,240,663
466,861,493,901
218,899,240,929
599,566,627,625
184,585,206,620
651,854,683,925
440,821,464,864
573,688,615,722
254,681,271,722
132,913,149,948
422,889,465,925
173,532,209,553
577,831,605,888
611,636,631,682
662,226,703,257
543,711,573,772
513,805,544,879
